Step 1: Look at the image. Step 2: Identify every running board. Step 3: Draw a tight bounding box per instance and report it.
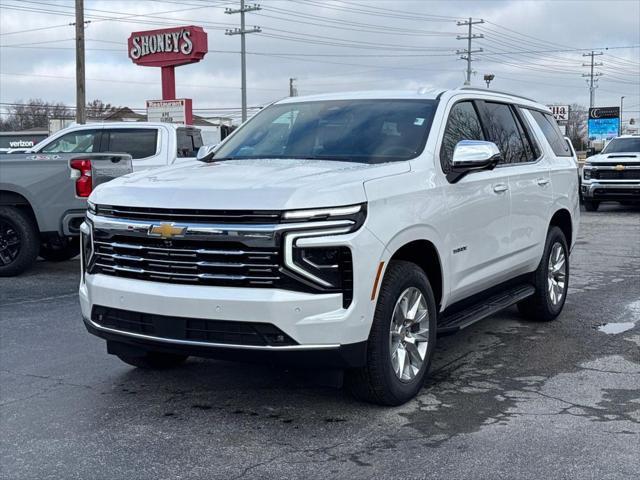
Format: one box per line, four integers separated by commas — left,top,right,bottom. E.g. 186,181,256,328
437,284,535,334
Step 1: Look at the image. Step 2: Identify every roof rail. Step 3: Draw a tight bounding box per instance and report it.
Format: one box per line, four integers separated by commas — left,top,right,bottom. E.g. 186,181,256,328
456,86,538,103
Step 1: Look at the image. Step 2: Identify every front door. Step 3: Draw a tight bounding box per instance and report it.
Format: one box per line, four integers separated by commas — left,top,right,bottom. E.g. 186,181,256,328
439,100,512,304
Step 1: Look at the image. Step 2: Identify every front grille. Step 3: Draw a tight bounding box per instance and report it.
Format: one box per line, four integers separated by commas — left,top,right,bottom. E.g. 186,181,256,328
92,305,297,346
95,204,282,224
92,235,282,288
594,187,640,196
592,170,640,180
88,206,355,306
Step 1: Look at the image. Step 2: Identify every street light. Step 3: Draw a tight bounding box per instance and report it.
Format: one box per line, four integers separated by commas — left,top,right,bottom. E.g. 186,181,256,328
484,73,495,88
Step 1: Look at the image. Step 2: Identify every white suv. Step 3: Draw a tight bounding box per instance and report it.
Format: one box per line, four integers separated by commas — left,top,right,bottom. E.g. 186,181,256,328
80,88,579,405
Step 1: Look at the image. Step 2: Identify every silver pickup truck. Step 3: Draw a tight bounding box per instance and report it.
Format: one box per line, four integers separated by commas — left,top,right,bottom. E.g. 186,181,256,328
0,153,131,276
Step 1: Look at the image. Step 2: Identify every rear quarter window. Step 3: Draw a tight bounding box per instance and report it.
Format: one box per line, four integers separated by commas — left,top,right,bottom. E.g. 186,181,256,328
177,128,204,158
527,110,572,157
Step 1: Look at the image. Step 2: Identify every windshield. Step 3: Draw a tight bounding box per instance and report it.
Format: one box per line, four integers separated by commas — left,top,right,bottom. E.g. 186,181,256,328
213,99,438,163
602,137,640,154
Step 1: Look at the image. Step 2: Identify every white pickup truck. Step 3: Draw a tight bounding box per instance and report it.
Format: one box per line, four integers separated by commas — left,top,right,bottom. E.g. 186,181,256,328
12,122,209,171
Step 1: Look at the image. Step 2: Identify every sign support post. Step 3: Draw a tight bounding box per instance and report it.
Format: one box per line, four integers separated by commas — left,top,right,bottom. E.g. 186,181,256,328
161,66,176,100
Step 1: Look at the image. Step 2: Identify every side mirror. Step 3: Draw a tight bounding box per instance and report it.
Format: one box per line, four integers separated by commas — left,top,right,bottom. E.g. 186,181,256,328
197,144,219,162
447,140,502,183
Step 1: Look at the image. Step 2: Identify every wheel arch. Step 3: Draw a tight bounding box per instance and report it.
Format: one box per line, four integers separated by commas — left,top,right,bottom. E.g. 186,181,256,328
549,208,572,246
387,239,444,311
0,189,38,228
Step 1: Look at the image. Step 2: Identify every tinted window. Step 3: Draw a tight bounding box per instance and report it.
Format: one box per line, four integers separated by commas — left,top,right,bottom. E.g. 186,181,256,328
482,102,529,164
105,129,158,159
41,130,99,153
213,100,438,164
528,110,572,157
601,137,640,154
177,128,204,158
440,101,485,172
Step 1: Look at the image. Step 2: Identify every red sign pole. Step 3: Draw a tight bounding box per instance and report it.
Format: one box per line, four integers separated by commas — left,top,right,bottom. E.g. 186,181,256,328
161,66,176,100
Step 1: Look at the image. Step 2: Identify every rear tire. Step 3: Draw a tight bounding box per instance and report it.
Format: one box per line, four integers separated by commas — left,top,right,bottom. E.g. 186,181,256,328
584,200,599,211
116,352,188,369
518,226,569,322
40,236,79,261
346,260,437,406
0,206,39,277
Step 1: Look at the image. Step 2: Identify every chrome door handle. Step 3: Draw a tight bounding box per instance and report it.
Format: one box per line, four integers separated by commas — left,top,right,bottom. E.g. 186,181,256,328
537,177,550,186
493,184,509,193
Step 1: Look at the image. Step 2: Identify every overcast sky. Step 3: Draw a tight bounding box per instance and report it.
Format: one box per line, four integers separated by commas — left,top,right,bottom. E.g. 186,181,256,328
1,0,639,122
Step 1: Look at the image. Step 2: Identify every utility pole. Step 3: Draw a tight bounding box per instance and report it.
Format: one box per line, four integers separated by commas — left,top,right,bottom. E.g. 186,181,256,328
456,18,484,86
582,51,603,109
225,1,261,123
289,77,297,97
74,0,86,124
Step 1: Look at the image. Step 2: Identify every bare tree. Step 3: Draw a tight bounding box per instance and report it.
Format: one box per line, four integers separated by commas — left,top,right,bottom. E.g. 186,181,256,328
0,99,71,131
86,99,118,119
567,104,588,151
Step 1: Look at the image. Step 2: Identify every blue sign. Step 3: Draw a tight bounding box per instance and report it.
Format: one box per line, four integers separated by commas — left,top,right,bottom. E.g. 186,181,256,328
588,117,619,141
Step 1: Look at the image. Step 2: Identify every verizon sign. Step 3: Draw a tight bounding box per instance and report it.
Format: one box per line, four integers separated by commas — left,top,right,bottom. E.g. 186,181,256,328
147,99,193,125
548,105,570,122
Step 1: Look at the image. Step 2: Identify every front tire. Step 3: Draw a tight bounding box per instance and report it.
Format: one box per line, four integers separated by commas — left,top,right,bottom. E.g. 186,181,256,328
0,206,39,277
518,226,569,322
116,352,188,369
346,260,437,406
584,200,599,211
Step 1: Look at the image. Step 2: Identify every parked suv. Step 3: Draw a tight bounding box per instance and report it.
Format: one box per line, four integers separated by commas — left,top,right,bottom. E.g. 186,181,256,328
581,135,640,211
80,88,579,405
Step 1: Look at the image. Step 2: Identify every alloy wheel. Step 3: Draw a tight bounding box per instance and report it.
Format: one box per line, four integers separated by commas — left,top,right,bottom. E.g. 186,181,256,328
389,287,430,381
547,242,567,306
0,219,21,266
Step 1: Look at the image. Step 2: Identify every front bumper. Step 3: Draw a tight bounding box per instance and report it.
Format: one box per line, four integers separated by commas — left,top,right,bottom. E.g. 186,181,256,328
79,225,385,363
581,182,640,201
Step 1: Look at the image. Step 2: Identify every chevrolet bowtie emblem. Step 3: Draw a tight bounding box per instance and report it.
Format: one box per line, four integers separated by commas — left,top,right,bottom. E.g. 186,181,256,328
614,164,625,171
148,223,186,239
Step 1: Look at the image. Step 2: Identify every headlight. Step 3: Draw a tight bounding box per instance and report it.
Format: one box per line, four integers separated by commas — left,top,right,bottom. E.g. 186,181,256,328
79,221,93,277
281,204,365,298
292,246,348,288
583,165,592,180
282,203,366,229
87,200,97,215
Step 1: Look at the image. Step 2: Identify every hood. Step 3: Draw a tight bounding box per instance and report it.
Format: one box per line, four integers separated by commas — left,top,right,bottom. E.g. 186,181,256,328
587,152,640,164
90,158,410,210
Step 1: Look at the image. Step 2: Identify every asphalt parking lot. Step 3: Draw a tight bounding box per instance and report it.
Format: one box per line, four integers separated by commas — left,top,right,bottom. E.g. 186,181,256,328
1,205,639,480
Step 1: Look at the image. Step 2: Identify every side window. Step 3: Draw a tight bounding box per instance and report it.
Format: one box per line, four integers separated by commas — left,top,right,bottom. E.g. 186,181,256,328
527,110,572,157
104,129,158,159
440,101,485,172
481,102,529,164
176,128,204,158
41,130,99,153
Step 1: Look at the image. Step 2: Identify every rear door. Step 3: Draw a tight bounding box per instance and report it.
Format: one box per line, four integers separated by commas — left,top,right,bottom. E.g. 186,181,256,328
100,127,162,171
478,101,552,276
